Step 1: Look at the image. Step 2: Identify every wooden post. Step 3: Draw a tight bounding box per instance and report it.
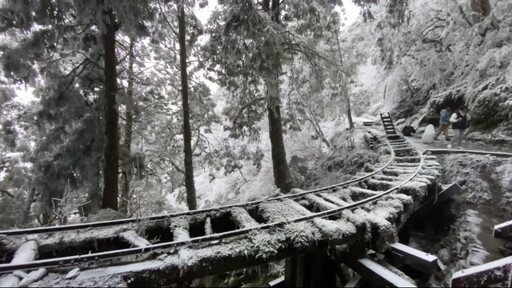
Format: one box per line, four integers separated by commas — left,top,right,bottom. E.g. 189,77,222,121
309,251,337,287
285,250,337,287
494,220,512,241
451,256,512,287
285,255,306,287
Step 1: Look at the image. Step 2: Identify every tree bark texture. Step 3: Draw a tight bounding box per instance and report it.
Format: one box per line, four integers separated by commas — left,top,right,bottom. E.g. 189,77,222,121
262,0,293,192
178,1,197,210
20,187,35,226
334,29,354,130
266,75,294,192
470,0,491,23
101,9,120,211
120,38,135,215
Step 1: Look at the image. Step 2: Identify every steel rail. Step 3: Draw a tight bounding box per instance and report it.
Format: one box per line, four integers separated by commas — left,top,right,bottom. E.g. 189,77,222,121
0,137,425,274
0,137,403,236
424,148,512,158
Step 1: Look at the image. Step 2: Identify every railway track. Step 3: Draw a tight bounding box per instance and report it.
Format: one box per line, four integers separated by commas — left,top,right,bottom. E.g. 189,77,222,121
424,148,512,158
0,131,442,285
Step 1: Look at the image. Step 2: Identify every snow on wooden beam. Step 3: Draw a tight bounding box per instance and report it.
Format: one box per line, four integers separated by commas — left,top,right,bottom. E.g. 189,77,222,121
18,268,47,287
366,179,395,190
348,186,379,196
494,220,512,241
349,258,417,287
0,274,19,287
284,199,314,216
345,275,364,287
319,193,349,207
306,194,339,211
205,217,213,236
394,157,421,163
451,256,512,287
388,242,439,274
268,275,285,288
119,230,150,248
170,216,190,241
11,240,38,265
229,207,259,229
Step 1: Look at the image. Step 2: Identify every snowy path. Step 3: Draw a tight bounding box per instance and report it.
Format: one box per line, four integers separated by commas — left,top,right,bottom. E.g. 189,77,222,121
407,135,512,154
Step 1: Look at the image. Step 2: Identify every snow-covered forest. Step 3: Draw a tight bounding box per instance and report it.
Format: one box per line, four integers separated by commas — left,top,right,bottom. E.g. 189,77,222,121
0,0,510,231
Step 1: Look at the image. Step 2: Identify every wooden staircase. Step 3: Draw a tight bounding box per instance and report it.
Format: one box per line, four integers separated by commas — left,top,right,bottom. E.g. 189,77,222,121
380,112,396,134
380,112,400,140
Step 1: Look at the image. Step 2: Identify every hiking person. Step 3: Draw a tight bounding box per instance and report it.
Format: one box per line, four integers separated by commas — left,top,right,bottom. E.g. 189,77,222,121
434,107,451,141
448,105,471,149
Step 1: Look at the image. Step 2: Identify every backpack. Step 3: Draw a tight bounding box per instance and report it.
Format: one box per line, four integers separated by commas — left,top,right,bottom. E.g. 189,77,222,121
402,125,416,136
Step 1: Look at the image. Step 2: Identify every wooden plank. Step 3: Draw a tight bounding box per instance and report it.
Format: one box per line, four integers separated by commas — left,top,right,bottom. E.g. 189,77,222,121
229,207,259,229
306,194,338,211
119,230,151,248
425,149,512,158
268,276,284,288
204,217,213,236
345,275,364,287
349,258,417,287
318,193,349,207
451,256,512,287
11,241,38,265
494,220,512,241
170,216,190,241
388,242,439,274
415,183,461,211
348,186,380,196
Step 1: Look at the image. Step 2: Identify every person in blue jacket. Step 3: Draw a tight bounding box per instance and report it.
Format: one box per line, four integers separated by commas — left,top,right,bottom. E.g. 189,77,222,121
434,107,451,141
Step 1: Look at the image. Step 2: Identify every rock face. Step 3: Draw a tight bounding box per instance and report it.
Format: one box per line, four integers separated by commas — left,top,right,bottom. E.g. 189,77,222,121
469,80,512,131
354,0,512,140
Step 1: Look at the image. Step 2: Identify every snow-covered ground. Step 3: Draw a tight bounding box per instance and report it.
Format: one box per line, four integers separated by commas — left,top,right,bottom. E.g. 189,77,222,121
177,117,368,211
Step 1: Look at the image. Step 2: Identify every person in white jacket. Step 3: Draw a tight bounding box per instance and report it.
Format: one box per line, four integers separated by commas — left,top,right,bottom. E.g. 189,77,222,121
448,105,471,149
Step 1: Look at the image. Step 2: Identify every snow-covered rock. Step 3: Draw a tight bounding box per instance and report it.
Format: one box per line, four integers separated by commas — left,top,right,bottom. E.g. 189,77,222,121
65,268,80,280
0,274,19,287
421,125,435,144
19,268,47,287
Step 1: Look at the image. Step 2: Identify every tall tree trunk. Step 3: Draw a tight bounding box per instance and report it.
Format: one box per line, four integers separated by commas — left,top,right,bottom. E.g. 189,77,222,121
470,0,491,23
101,9,119,211
266,75,294,192
120,38,135,215
262,0,293,192
20,186,35,226
83,172,101,217
335,29,354,130
178,1,197,211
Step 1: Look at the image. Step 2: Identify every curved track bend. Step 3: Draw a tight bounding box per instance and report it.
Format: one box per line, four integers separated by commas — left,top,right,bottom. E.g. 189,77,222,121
0,132,440,279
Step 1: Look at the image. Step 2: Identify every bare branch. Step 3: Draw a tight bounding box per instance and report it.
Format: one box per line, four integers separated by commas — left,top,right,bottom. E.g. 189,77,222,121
158,0,179,36
232,97,266,125
0,189,14,198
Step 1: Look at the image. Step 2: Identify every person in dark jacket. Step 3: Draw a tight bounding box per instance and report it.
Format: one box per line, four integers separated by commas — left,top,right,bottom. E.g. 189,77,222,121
448,105,471,148
434,107,451,141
